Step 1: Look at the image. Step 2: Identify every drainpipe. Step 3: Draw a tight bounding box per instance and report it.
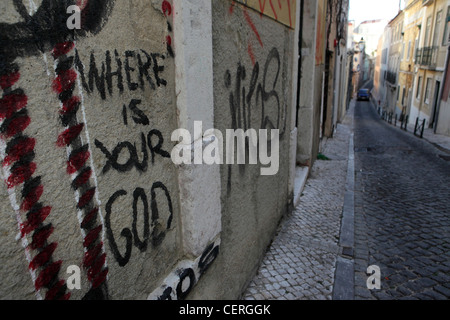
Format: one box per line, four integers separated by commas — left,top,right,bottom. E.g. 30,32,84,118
295,0,304,128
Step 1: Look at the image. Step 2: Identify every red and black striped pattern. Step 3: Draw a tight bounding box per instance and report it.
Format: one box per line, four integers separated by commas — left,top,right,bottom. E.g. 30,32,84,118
0,64,70,300
51,41,109,299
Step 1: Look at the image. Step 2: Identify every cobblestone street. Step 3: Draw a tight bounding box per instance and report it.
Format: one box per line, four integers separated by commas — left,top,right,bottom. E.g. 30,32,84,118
243,97,450,300
353,99,450,300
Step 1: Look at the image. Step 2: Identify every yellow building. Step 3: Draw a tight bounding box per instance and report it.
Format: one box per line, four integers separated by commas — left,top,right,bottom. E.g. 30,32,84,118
386,11,404,115
397,0,424,118
409,0,450,128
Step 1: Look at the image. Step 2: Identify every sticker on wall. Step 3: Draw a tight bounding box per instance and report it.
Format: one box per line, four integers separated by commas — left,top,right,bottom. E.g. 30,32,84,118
233,0,296,29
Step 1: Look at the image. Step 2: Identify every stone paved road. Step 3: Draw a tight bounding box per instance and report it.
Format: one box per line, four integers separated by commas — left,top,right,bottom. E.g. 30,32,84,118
353,99,450,300
242,109,353,300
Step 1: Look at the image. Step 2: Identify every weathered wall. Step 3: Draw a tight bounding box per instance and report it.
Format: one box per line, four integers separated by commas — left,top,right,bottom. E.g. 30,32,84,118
189,0,295,299
0,0,184,300
297,0,325,166
1,0,297,300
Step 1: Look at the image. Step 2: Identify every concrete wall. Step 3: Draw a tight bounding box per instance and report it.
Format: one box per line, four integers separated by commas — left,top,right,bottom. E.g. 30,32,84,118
436,100,450,136
297,0,325,167
0,0,297,300
0,0,187,300
189,0,295,299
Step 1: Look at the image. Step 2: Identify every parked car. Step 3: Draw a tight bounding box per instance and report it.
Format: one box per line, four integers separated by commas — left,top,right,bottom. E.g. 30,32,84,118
357,88,370,101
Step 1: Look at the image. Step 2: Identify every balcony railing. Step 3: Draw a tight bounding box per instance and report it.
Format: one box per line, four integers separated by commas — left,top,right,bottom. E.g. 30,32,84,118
415,47,438,67
385,71,396,84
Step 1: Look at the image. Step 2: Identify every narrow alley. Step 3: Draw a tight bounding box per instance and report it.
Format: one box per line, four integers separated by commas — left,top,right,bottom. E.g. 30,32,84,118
353,96,450,300
243,94,450,300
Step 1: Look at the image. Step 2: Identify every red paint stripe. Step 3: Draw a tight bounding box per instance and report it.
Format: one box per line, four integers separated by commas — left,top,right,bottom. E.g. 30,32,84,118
52,69,77,94
287,0,292,28
269,0,278,20
52,42,75,59
77,188,96,209
30,225,54,250
76,0,89,10
259,0,266,15
166,35,172,47
44,280,71,300
229,2,235,15
248,42,256,66
0,94,28,120
7,161,36,189
73,168,92,190
83,225,102,248
21,184,43,211
162,0,172,16
29,242,57,270
35,260,62,291
56,123,84,147
60,96,81,116
4,114,31,138
243,9,264,48
67,149,90,174
84,242,103,267
87,253,106,281
92,268,108,289
3,137,35,166
81,207,98,229
21,206,52,236
0,71,20,90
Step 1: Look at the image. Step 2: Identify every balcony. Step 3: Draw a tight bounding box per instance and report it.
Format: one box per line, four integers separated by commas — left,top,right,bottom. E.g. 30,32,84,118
385,71,397,85
422,0,434,6
415,47,438,68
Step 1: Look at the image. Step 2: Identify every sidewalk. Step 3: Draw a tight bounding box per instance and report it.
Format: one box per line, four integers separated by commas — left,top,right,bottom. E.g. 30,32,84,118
242,102,356,300
372,101,450,154
398,123,450,154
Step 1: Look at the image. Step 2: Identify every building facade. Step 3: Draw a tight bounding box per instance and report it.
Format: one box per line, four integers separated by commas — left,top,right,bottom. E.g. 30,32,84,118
373,24,391,109
410,0,450,131
386,11,405,115
397,0,424,119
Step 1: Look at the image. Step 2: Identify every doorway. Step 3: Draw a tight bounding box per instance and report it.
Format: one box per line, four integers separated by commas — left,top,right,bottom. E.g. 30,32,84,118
430,80,440,128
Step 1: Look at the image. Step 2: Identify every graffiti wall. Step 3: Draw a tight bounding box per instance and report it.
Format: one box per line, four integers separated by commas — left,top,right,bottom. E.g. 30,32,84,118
1,0,296,300
188,0,294,299
0,0,188,300
233,0,296,29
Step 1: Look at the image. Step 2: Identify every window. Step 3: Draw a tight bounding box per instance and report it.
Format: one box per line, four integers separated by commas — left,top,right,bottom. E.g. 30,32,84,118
402,87,406,106
424,16,432,47
443,6,450,45
414,38,419,61
424,78,432,104
433,11,442,47
407,41,411,60
416,76,422,99
401,43,405,60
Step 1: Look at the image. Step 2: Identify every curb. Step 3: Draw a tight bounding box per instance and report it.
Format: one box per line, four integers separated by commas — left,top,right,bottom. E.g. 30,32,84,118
332,102,356,300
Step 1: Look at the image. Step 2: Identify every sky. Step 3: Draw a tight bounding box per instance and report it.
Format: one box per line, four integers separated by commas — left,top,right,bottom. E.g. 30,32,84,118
349,0,405,26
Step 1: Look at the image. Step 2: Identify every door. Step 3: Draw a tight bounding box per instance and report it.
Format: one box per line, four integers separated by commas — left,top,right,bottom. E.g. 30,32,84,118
430,80,440,128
